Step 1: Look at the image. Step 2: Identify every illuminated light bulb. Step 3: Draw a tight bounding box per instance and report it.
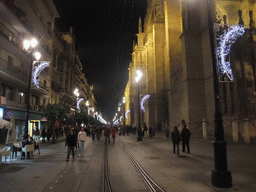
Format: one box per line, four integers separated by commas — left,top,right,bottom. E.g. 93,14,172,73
30,38,38,48
34,52,41,61
23,40,30,50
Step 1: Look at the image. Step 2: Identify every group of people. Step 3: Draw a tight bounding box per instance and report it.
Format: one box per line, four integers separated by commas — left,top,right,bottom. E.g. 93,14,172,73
65,126,118,161
171,120,191,155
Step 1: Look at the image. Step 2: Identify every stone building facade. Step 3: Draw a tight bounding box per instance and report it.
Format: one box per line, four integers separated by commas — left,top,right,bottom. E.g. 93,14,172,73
127,0,256,140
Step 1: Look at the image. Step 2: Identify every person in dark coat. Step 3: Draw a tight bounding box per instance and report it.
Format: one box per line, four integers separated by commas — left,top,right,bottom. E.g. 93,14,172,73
42,128,46,143
181,125,191,154
112,128,117,144
65,129,77,162
105,127,111,144
171,126,181,155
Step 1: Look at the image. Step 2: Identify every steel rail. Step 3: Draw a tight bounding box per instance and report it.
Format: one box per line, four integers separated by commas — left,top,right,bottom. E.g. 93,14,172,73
118,139,165,192
102,145,112,192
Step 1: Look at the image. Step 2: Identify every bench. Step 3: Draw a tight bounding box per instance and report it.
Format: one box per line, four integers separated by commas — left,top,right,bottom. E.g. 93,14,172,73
22,144,34,160
0,147,12,164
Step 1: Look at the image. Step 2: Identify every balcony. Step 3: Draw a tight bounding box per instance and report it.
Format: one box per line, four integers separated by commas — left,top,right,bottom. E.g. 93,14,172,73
0,1,52,57
0,57,28,90
31,81,50,96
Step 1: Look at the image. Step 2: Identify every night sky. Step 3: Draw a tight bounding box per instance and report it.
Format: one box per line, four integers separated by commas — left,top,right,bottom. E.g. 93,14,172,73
53,0,147,121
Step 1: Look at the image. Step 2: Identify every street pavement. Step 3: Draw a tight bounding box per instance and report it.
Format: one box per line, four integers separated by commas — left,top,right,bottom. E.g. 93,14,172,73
0,132,255,192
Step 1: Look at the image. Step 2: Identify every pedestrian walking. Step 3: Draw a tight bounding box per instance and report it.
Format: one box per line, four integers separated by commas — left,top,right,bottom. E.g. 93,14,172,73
65,129,77,162
42,128,46,143
91,127,96,141
171,126,181,155
77,128,87,156
149,125,153,138
181,125,191,154
96,127,101,140
105,127,111,144
112,127,117,144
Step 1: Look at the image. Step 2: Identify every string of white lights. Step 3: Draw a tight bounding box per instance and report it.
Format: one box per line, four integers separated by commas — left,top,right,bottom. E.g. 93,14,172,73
217,25,245,81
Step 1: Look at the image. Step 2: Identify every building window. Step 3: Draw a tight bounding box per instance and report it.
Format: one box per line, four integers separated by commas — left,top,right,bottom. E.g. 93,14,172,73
7,56,14,67
32,95,39,105
44,80,47,87
0,83,6,96
19,91,26,104
6,85,14,101
43,99,46,105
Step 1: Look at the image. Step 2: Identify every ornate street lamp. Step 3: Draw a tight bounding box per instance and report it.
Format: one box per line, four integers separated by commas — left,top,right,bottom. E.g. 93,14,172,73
23,38,41,140
123,96,126,131
205,0,232,188
135,69,142,141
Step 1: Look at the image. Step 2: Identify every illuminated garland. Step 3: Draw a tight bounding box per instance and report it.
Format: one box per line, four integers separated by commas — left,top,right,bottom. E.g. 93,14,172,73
125,110,130,119
32,61,50,88
119,116,123,122
77,98,84,110
88,107,92,115
217,25,245,81
93,112,98,119
140,94,150,112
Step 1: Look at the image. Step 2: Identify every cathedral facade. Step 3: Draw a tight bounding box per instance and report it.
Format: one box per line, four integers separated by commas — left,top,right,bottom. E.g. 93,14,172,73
127,0,256,140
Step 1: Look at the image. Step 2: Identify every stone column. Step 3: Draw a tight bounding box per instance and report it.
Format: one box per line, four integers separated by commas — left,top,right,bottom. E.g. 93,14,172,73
232,117,239,143
202,119,207,140
243,118,250,144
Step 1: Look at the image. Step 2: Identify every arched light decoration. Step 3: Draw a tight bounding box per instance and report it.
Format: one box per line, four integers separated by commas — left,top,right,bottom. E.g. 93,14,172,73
88,107,92,115
93,112,98,119
125,110,130,119
217,25,245,81
32,61,50,88
113,119,119,125
119,116,123,122
140,94,150,112
77,98,84,110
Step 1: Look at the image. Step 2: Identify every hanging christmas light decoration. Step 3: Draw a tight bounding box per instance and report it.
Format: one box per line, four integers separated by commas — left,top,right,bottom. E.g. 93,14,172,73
32,61,50,88
217,25,245,81
77,98,84,110
140,94,150,112
125,110,130,119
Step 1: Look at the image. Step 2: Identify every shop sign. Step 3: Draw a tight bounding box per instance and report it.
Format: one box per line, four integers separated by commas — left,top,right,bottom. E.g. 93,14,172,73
4,110,14,119
0,108,3,119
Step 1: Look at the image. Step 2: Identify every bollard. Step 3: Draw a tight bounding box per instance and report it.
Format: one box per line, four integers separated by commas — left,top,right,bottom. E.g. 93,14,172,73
232,117,239,143
202,119,207,140
243,118,250,144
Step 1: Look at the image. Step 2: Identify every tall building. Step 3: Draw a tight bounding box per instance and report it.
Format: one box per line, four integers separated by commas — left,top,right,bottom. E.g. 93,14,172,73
128,0,256,140
0,0,59,140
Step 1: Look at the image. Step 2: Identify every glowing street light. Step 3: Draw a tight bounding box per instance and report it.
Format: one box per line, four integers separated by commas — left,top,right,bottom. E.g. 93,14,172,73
135,69,143,141
23,38,41,139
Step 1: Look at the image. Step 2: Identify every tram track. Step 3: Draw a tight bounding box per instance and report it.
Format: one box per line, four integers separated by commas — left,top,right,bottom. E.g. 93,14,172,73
102,144,112,192
117,138,165,192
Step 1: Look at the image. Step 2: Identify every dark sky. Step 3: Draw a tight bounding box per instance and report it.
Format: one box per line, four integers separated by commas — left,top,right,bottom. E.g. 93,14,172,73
53,0,147,121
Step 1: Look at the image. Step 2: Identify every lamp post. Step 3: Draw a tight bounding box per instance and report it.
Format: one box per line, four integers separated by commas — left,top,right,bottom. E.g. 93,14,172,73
135,70,142,141
23,38,41,140
205,0,232,188
123,96,126,131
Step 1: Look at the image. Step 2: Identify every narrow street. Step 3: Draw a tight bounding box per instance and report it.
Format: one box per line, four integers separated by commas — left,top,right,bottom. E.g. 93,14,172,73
0,133,256,192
